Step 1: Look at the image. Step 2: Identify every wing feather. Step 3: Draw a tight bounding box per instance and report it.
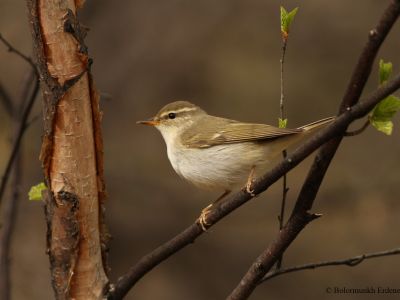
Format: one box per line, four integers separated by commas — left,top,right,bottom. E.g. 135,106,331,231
181,116,301,148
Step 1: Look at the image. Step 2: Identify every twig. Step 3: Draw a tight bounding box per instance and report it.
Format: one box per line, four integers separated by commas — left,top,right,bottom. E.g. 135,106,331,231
344,119,370,136
260,247,400,282
227,1,400,299
108,71,400,300
0,69,39,206
277,16,289,270
279,41,287,121
0,82,14,116
0,33,37,74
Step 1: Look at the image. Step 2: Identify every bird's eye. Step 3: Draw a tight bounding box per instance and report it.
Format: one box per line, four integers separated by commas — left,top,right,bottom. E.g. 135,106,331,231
168,112,176,119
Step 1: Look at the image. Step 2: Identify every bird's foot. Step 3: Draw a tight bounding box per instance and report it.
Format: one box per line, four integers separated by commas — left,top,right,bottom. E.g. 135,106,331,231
246,166,256,196
246,182,255,197
198,204,213,231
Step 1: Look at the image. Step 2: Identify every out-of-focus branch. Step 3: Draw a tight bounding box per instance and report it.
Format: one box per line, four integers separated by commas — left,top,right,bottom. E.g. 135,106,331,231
0,33,37,74
0,70,39,206
259,247,400,283
0,65,37,300
0,82,14,116
108,69,400,300
0,33,40,206
227,1,400,299
0,38,38,300
0,130,22,300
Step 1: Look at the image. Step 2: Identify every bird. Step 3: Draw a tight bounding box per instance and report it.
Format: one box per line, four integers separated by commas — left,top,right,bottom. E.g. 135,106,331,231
138,100,334,230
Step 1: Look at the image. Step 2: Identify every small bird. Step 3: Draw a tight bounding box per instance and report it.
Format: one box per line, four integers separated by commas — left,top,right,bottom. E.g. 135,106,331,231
138,101,334,230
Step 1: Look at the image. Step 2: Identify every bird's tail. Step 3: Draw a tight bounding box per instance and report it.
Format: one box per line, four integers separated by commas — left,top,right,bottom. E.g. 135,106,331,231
298,116,335,132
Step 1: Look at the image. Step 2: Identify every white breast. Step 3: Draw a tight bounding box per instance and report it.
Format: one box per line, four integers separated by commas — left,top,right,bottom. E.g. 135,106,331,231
156,124,275,191
168,141,271,191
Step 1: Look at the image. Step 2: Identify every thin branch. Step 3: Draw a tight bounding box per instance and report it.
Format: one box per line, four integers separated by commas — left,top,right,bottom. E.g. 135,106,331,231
260,247,400,282
0,33,38,74
0,69,39,206
277,19,289,271
0,82,14,116
108,71,400,300
279,41,287,121
344,119,370,136
227,1,400,299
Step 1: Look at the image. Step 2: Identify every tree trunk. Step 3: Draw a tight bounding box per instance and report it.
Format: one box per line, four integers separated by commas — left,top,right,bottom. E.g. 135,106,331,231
26,1,109,298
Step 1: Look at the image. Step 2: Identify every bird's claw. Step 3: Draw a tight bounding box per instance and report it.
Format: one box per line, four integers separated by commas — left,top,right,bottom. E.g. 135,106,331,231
198,204,213,231
246,180,256,197
245,166,256,197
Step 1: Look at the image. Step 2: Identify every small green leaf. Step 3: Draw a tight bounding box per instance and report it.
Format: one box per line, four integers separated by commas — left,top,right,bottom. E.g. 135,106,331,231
371,120,393,135
379,59,393,85
370,95,400,135
279,118,288,128
280,7,298,38
371,95,400,120
28,182,47,201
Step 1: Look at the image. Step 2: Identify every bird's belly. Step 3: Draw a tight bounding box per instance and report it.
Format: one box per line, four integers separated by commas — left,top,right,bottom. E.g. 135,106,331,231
167,143,271,191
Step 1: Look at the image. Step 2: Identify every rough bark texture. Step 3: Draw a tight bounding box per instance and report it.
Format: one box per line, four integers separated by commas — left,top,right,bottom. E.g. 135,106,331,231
26,0,109,298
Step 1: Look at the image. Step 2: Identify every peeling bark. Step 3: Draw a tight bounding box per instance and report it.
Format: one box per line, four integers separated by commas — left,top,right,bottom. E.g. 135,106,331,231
44,190,80,299
26,0,109,298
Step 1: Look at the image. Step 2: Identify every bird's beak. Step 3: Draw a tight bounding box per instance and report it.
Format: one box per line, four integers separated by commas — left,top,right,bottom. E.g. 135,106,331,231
136,117,160,126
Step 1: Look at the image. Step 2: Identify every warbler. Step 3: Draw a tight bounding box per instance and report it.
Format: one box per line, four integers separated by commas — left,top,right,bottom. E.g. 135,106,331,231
138,101,333,229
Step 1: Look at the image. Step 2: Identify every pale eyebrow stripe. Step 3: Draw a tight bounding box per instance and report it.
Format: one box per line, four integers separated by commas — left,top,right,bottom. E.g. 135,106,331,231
160,107,197,118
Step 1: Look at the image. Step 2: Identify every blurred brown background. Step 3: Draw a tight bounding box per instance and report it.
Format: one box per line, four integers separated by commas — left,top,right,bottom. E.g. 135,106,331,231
1,0,400,299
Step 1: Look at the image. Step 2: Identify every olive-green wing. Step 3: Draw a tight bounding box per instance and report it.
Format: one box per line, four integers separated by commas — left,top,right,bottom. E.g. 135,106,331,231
181,117,301,148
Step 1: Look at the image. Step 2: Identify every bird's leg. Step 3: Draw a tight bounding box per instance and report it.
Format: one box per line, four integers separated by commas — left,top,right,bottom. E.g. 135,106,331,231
198,190,231,231
246,166,256,196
